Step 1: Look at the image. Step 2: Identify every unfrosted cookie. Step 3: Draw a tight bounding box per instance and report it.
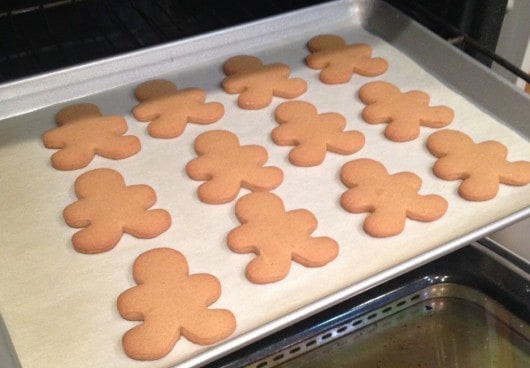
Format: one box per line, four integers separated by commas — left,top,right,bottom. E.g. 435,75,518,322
133,79,224,138
358,81,454,142
63,168,171,254
222,55,307,109
186,130,284,204
42,103,140,170
227,192,339,284
305,34,388,84
273,100,365,166
340,158,448,237
427,129,530,201
117,247,236,360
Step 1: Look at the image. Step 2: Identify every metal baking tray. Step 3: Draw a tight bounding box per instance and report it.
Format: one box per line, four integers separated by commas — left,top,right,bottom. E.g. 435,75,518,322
0,1,529,367
208,242,529,367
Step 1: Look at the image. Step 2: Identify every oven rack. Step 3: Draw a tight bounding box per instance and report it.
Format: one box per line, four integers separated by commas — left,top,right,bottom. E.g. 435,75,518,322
1,0,529,86
0,0,328,83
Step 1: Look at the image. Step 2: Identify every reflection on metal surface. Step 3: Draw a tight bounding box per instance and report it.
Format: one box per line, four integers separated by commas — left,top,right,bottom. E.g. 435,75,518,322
250,284,529,368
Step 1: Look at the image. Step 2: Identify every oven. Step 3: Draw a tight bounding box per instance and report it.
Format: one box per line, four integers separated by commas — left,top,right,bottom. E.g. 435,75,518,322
1,1,529,367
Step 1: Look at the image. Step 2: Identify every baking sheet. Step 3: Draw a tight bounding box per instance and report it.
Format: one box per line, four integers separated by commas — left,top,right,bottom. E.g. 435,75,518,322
0,1,529,367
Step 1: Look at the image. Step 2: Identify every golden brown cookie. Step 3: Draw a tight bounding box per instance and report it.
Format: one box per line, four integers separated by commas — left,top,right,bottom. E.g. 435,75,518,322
221,55,307,109
427,129,530,201
63,168,171,254
340,158,448,237
358,81,454,142
305,34,388,84
186,130,284,204
273,100,365,166
227,192,339,284
117,247,236,361
133,79,224,138
42,103,141,170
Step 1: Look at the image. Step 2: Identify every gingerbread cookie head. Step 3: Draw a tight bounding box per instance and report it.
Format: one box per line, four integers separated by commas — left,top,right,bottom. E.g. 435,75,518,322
340,158,448,237
273,100,365,166
63,168,171,253
227,192,339,284
305,34,388,84
221,55,307,109
54,103,102,125
133,79,224,139
186,130,284,204
42,103,141,170
427,129,530,201
117,247,236,360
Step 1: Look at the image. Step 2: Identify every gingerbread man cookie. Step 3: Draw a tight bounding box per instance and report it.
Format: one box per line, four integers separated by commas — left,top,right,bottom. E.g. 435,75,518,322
42,103,140,170
133,79,224,138
117,247,236,361
186,130,284,204
305,34,388,84
63,168,171,254
227,192,339,284
340,158,448,237
358,81,454,142
427,129,530,201
221,55,307,109
273,100,365,166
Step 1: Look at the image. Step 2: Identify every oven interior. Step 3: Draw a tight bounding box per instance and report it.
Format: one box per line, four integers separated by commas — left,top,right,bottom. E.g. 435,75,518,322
1,1,529,367
2,0,529,85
